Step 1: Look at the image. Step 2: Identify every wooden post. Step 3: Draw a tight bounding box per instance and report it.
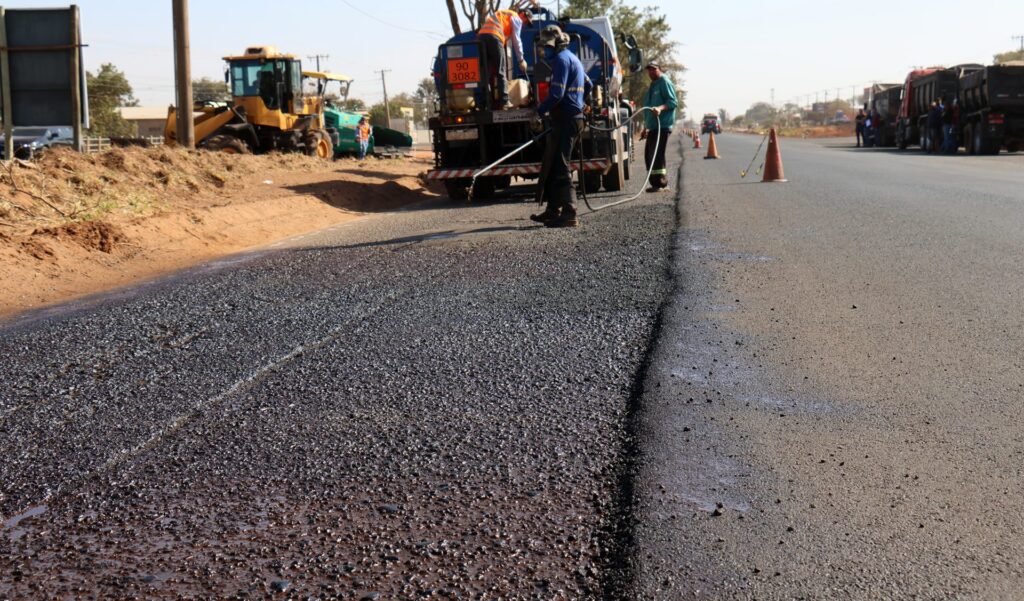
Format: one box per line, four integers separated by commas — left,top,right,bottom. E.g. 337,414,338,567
172,0,195,149
69,5,83,152
0,8,14,161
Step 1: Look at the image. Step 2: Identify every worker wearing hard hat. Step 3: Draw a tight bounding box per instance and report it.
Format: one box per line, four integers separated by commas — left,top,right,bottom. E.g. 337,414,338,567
530,25,593,228
478,8,532,109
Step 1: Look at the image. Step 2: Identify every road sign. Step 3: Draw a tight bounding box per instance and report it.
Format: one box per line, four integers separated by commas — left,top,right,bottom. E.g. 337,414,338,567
0,5,87,158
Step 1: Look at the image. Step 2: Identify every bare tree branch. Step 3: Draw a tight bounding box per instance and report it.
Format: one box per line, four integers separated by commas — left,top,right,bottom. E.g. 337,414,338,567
444,0,462,35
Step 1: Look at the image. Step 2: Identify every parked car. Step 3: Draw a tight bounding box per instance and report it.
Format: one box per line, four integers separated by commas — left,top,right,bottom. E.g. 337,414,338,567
0,126,74,159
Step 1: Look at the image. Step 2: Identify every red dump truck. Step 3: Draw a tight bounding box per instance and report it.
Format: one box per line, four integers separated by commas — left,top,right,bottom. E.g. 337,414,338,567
958,64,1024,155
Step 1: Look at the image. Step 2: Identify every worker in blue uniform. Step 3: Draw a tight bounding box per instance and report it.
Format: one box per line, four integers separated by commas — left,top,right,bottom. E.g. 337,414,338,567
531,25,592,229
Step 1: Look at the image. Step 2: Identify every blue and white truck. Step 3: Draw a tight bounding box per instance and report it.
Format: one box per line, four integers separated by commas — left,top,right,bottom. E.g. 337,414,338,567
426,13,644,200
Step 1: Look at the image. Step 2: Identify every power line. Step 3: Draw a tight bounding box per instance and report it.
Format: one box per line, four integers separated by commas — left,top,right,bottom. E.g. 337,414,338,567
338,0,448,38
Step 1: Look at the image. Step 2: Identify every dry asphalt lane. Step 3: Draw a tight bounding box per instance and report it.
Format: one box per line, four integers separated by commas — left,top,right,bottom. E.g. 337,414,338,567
632,133,1024,599
0,143,682,599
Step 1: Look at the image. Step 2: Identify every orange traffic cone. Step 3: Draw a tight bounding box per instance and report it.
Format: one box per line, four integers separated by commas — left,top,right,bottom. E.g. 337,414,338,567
704,131,720,159
694,133,702,150
762,128,787,183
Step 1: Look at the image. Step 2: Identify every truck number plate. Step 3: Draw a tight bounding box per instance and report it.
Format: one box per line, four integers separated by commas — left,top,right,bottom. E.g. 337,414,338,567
448,58,481,84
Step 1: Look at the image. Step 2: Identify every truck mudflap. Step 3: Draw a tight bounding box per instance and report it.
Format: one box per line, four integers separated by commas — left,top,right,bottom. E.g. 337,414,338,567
426,159,610,180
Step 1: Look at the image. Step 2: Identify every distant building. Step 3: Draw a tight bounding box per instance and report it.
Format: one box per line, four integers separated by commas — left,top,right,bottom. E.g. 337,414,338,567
118,107,169,138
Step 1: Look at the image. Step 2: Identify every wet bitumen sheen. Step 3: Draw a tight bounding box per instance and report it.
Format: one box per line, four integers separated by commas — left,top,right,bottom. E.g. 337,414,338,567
0,142,682,598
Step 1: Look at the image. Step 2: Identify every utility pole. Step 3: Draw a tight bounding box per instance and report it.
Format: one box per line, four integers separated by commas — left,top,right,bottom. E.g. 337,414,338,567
1015,35,1024,52
376,69,392,129
307,54,330,72
172,0,194,149
770,88,775,107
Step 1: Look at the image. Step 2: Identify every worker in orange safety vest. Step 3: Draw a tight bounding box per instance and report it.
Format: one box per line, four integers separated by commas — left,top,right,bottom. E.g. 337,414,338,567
477,8,533,109
355,117,372,160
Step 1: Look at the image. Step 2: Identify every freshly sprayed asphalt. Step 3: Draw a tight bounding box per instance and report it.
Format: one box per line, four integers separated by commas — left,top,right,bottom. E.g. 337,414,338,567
0,143,681,598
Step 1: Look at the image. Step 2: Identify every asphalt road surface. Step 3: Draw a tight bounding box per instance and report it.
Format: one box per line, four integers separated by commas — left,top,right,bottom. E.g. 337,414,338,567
632,134,1024,599
5,132,1024,600
0,147,680,599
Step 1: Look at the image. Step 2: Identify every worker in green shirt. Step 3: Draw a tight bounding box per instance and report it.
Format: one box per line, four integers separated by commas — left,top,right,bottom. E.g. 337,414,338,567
640,61,678,192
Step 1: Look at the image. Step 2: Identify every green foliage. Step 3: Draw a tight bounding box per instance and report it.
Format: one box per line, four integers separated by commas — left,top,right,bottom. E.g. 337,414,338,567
369,93,421,126
335,98,367,112
193,77,231,103
86,63,138,137
563,0,685,109
994,49,1024,64
416,78,439,116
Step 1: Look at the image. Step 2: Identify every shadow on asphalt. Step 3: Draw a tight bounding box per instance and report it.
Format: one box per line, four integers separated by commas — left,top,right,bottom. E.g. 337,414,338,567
823,145,1023,158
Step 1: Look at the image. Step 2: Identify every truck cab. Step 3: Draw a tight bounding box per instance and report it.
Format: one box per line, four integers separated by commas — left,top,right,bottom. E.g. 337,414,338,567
427,14,643,200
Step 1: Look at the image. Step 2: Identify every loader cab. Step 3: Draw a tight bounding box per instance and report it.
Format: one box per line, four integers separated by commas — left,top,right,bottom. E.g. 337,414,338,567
225,46,321,130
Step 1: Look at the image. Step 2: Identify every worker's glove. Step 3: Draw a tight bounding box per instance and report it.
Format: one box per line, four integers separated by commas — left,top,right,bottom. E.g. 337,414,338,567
530,114,545,133
519,60,529,75
639,129,649,141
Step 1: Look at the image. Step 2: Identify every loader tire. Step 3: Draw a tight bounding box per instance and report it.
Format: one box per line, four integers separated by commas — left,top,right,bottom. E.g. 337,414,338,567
304,130,332,159
203,134,250,155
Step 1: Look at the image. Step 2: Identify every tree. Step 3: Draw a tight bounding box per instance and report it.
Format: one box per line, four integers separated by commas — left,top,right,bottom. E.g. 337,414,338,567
744,102,778,126
718,108,729,123
994,49,1024,64
336,98,367,112
443,0,519,34
193,77,231,103
86,63,138,137
415,77,439,118
564,0,685,107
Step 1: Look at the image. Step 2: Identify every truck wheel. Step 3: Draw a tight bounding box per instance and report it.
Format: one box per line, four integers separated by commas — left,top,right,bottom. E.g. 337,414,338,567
1006,143,1019,153
964,124,975,155
583,171,602,194
974,126,998,155
203,134,250,155
896,124,908,150
444,179,470,201
603,163,624,192
472,177,497,199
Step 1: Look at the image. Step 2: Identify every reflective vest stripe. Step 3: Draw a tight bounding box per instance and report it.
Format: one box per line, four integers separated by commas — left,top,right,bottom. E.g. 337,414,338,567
478,11,514,44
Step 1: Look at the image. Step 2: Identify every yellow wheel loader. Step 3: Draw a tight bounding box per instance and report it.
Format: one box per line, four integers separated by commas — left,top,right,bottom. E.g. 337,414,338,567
165,45,335,158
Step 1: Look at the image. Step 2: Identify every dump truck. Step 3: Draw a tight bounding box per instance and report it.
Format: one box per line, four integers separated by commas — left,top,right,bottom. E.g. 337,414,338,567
958,64,1024,155
426,12,645,200
895,65,982,150
869,84,901,147
165,45,334,158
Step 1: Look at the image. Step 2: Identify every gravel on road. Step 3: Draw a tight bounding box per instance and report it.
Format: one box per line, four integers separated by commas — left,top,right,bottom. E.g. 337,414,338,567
0,145,681,599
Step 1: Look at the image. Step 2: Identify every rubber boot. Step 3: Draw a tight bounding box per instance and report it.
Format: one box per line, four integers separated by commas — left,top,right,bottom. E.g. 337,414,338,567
546,206,579,228
530,207,560,224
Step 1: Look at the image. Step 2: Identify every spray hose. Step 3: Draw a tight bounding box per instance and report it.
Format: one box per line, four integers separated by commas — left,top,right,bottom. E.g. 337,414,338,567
578,106,661,213
740,131,770,179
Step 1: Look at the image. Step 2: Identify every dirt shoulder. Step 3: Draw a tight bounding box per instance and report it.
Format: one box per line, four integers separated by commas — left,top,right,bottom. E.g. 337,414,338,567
728,124,855,138
0,147,439,318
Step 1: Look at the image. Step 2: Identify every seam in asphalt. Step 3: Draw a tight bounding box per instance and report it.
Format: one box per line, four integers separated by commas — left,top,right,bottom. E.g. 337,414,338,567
5,290,407,522
601,139,686,600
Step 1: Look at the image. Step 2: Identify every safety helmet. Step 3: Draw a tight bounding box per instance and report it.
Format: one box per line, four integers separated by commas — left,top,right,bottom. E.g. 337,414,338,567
539,25,569,49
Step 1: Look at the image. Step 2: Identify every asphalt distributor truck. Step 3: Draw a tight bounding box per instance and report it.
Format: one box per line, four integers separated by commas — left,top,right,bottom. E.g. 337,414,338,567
426,13,645,200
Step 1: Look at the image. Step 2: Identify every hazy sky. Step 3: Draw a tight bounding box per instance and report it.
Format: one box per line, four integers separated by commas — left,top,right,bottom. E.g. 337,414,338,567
5,0,1024,118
